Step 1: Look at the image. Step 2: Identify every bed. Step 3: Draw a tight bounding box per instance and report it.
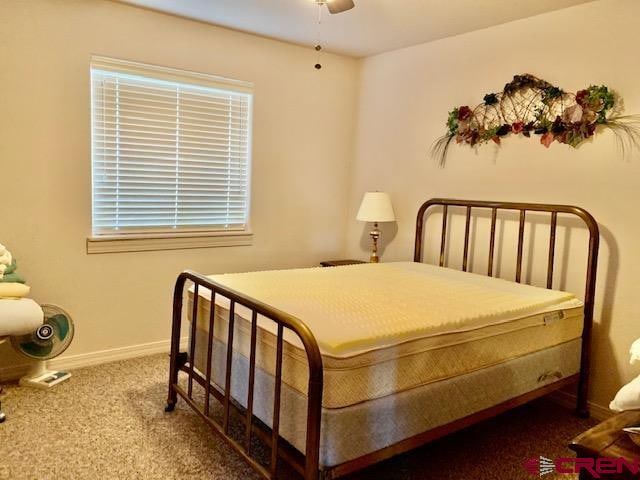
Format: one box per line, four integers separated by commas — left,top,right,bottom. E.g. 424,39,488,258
165,198,600,480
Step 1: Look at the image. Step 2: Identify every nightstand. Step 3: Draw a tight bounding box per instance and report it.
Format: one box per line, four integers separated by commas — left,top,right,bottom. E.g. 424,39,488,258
320,260,367,267
570,411,640,479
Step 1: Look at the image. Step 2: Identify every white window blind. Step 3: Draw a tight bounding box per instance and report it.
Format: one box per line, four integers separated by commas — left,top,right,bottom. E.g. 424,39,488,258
90,57,252,236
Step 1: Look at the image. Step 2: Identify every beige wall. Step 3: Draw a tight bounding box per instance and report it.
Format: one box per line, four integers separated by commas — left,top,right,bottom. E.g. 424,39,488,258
0,0,359,368
2,0,636,413
346,0,640,410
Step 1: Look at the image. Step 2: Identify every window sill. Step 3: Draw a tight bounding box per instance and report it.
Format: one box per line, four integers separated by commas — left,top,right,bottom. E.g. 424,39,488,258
86,231,253,254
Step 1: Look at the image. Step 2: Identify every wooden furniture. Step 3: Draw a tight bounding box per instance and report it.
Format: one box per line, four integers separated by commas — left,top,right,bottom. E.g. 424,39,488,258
570,411,640,480
166,198,600,480
319,260,366,267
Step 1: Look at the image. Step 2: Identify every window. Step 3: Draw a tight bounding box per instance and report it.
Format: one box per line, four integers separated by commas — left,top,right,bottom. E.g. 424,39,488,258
89,56,252,252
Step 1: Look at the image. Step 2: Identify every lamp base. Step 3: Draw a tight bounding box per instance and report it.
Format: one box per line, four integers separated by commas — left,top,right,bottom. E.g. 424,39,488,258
369,223,381,263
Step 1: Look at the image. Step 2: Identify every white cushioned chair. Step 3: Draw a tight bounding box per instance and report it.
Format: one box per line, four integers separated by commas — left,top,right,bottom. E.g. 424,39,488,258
0,298,44,423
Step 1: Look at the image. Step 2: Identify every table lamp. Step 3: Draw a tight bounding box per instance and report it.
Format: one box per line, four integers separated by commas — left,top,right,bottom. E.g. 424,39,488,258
356,192,396,263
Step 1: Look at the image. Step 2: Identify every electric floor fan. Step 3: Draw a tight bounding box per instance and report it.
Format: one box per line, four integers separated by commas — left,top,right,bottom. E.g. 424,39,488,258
10,304,75,389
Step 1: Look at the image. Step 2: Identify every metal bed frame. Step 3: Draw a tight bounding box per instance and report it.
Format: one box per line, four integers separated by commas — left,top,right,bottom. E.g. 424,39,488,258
165,198,600,480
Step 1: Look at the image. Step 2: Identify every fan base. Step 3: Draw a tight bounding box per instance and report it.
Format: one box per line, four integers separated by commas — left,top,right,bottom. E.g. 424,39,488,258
20,370,71,389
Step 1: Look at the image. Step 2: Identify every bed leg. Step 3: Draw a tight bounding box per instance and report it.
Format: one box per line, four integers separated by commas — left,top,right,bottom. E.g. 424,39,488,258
166,352,188,413
165,364,178,414
318,469,332,480
167,274,189,415
576,317,592,419
576,383,590,418
576,363,590,418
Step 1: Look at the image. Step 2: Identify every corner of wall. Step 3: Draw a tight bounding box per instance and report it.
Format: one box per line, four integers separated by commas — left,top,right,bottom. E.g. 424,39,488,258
339,56,366,259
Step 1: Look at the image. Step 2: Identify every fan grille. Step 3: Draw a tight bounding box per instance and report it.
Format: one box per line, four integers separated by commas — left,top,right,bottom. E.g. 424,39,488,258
11,304,75,360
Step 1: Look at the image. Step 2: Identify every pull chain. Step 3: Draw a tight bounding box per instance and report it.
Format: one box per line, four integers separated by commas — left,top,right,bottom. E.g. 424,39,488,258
315,2,323,70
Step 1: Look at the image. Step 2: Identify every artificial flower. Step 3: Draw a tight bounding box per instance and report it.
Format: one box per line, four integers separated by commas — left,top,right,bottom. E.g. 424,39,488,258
512,122,524,134
457,106,473,121
551,117,566,134
541,132,555,148
496,124,511,136
562,104,583,124
483,93,498,105
582,109,597,124
576,89,589,107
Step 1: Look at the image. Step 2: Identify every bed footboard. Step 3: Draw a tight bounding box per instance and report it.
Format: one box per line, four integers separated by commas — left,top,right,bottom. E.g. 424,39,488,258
166,270,324,480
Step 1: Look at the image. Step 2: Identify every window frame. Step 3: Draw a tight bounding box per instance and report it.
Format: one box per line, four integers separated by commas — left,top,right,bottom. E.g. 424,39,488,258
87,56,254,253
87,55,253,253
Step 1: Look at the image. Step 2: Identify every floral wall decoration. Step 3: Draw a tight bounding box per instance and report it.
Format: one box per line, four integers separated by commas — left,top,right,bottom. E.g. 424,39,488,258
432,74,640,165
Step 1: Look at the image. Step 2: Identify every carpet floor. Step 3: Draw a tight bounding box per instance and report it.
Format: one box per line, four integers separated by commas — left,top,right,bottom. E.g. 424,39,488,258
0,354,597,479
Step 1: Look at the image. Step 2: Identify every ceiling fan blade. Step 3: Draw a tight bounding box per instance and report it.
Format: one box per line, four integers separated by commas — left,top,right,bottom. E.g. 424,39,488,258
326,0,355,14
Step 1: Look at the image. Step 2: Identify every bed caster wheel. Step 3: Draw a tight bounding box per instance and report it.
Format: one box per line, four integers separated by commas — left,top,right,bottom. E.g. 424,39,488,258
0,412,6,423
165,403,176,413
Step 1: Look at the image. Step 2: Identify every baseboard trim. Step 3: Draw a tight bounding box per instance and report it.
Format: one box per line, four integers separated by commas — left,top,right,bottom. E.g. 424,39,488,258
1,340,616,423
0,337,188,382
548,390,613,421
0,363,32,382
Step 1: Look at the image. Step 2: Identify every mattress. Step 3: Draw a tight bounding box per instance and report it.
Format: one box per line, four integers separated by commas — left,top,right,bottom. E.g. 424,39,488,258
193,336,582,468
188,262,584,409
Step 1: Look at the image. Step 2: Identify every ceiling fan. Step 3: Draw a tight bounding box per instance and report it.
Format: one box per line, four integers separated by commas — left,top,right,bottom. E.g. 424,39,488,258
315,0,355,14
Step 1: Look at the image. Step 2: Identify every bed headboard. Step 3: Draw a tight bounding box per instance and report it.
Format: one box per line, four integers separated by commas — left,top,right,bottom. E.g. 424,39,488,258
414,198,599,413
414,198,599,296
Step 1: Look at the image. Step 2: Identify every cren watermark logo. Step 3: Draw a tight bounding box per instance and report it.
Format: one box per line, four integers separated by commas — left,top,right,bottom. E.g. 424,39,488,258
524,456,640,478
524,456,555,476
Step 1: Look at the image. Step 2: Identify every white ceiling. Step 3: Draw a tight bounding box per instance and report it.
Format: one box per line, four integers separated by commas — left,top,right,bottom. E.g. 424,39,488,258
117,0,595,58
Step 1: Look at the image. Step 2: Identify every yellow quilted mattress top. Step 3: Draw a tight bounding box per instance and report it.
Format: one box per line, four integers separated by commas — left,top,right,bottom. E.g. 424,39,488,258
204,262,578,357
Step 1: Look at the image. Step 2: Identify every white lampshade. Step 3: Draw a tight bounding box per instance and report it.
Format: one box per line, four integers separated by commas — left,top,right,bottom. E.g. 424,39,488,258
356,192,395,222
